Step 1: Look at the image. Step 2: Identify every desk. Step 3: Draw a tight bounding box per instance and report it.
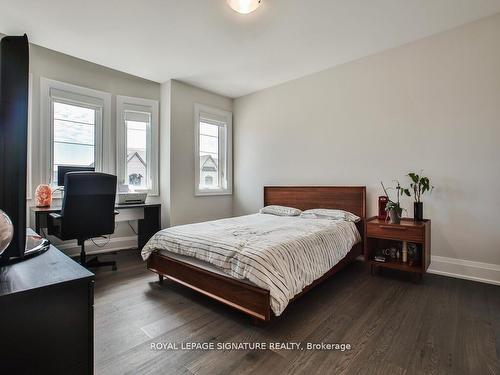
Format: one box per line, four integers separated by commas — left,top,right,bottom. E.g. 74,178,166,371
0,234,94,374
31,202,161,250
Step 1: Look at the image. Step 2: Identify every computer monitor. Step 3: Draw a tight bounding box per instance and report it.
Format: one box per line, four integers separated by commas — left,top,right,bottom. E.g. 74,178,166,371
57,165,95,186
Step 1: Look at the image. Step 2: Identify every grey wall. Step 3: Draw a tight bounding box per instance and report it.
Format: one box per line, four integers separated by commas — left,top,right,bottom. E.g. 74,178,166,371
233,14,500,267
24,40,161,254
166,80,233,226
9,36,233,252
28,42,161,191
159,80,172,228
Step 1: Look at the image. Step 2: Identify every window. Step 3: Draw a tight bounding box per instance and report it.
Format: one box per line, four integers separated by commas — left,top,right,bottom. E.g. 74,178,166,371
194,104,232,196
41,78,111,187
52,102,97,183
116,96,159,195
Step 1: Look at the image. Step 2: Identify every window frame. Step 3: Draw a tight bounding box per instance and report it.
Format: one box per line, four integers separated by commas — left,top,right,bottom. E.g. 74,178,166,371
51,98,102,182
194,103,233,196
116,95,159,196
40,78,112,188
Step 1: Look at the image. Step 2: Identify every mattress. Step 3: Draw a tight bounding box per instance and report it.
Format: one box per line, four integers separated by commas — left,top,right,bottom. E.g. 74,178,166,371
142,213,361,316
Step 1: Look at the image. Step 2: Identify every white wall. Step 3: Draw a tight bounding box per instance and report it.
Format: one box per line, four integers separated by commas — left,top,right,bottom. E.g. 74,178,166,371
25,40,161,255
233,14,500,274
167,80,233,226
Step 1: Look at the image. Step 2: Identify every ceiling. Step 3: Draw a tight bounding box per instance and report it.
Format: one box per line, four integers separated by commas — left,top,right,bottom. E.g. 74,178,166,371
1,0,500,98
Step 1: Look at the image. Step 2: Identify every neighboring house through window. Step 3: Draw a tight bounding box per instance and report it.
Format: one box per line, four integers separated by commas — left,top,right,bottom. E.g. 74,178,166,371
127,151,146,186
116,96,159,195
194,103,232,196
201,155,218,188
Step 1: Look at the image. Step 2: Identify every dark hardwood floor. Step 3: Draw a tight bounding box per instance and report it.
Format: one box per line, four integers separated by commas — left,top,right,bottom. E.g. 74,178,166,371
93,250,500,375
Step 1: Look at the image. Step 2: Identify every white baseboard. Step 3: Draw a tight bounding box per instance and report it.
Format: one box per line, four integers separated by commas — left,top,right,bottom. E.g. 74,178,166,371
428,255,500,286
54,236,138,258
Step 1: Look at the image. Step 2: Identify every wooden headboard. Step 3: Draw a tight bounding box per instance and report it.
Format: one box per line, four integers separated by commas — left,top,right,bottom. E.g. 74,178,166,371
264,186,366,257
264,186,366,219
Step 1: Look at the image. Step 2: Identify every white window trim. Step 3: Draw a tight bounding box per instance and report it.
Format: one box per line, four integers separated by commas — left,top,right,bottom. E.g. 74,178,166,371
40,78,112,188
116,95,159,196
194,103,233,196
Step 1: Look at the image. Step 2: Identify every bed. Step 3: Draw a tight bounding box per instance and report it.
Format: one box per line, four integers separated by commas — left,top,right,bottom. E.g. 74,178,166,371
143,186,366,321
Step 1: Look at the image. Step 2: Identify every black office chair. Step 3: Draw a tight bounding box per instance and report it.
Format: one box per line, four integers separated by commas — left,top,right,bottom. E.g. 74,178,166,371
48,172,118,271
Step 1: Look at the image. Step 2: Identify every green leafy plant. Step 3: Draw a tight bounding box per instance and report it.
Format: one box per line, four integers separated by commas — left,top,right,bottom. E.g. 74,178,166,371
402,171,434,202
380,180,405,216
385,200,402,216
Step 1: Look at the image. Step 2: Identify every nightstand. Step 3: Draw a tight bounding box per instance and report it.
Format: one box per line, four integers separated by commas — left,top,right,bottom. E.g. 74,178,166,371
365,216,431,280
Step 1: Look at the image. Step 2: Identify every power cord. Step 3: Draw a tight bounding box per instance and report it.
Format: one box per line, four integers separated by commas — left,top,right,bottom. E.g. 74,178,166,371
91,235,111,248
43,222,123,249
91,220,136,249
127,221,138,235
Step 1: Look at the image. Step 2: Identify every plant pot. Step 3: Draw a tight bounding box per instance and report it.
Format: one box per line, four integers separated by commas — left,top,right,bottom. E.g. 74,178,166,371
388,209,401,224
414,202,423,221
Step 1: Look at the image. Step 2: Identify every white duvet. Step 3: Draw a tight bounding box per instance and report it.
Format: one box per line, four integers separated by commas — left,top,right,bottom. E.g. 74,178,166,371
142,213,361,316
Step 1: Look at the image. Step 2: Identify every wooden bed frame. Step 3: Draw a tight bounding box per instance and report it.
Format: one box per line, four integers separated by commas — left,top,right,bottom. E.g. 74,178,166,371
147,186,366,321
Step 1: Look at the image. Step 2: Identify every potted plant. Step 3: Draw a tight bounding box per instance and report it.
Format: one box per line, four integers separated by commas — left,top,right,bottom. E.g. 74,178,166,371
380,181,405,224
402,171,433,221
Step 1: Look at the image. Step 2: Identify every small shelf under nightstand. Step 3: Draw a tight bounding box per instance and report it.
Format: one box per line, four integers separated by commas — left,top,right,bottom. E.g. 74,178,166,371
365,216,431,279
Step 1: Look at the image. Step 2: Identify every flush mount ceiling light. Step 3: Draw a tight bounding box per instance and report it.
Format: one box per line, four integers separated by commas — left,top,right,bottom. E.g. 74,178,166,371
227,0,262,14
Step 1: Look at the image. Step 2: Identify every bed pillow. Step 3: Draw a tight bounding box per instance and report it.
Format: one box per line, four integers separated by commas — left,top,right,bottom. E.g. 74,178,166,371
300,208,361,222
259,205,302,217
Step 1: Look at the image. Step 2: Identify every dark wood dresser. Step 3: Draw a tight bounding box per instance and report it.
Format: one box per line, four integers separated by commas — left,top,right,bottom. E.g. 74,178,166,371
0,244,94,374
